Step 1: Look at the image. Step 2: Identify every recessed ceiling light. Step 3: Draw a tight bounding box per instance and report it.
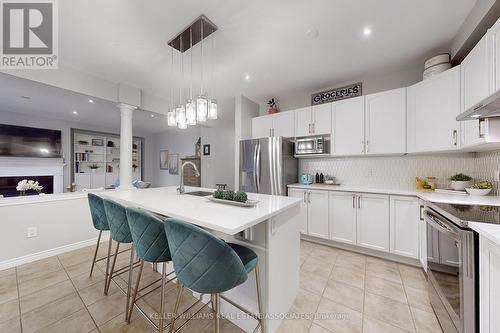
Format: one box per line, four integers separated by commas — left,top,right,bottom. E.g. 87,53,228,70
88,99,94,104
72,110,78,115
244,74,251,81
151,114,155,118
362,26,372,37
305,27,319,40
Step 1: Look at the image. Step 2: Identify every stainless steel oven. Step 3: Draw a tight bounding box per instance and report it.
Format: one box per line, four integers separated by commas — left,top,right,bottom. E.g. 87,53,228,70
424,206,476,333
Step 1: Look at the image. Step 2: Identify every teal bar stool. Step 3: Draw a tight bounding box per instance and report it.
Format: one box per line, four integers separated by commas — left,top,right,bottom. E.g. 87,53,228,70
87,193,111,277
164,218,264,333
125,207,174,333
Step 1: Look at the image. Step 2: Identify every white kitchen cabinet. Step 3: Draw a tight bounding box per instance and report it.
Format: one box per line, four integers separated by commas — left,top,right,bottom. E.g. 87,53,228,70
407,66,461,152
418,201,427,271
311,103,332,136
252,115,273,139
307,190,329,239
489,17,500,94
329,191,357,244
479,236,500,333
365,88,407,155
272,111,295,137
75,173,104,191
461,117,500,149
461,34,490,113
356,194,390,252
331,96,365,155
389,196,419,259
288,188,308,234
294,104,331,137
251,112,295,139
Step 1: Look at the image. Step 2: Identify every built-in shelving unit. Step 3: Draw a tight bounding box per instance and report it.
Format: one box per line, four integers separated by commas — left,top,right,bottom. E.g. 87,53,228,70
71,129,143,191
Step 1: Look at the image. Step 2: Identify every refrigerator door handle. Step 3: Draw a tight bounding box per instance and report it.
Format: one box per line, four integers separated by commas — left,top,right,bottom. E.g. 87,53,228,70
256,142,261,193
252,142,258,192
275,138,283,196
268,138,275,195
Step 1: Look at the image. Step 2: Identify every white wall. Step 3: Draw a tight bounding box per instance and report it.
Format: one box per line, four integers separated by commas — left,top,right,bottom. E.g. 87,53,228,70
258,65,422,115
0,110,154,190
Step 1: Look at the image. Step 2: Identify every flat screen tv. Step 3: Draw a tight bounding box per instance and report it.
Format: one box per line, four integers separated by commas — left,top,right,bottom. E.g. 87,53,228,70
0,124,62,158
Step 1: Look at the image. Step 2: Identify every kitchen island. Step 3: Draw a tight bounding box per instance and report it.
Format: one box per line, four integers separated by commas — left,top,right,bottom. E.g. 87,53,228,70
102,186,302,333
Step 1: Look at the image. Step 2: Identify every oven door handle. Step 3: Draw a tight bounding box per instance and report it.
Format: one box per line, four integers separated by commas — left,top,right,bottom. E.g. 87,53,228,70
425,211,460,242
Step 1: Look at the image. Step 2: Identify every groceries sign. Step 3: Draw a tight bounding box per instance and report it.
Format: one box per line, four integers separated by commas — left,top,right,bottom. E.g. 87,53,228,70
311,82,362,106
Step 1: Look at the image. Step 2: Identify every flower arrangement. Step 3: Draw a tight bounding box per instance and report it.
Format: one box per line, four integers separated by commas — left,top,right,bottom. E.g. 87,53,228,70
267,98,279,114
16,179,43,195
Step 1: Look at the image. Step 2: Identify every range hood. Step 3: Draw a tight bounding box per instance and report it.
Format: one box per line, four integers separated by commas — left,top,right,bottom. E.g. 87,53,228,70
457,89,500,120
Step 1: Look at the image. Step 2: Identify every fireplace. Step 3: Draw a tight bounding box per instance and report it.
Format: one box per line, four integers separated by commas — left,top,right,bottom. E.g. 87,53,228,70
0,176,54,197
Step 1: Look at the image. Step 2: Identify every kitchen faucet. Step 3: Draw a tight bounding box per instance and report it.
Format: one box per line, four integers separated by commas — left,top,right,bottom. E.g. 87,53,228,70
177,161,200,194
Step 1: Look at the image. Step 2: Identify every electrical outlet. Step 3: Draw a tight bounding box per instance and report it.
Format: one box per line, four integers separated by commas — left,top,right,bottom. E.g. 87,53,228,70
27,227,37,238
495,170,500,182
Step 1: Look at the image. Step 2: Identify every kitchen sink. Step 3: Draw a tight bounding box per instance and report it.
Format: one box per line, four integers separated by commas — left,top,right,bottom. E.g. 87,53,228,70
185,191,213,197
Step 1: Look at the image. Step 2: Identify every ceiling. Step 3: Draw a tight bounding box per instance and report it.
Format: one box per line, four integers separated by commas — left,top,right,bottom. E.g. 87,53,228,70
0,73,168,134
1,0,477,132
58,0,476,114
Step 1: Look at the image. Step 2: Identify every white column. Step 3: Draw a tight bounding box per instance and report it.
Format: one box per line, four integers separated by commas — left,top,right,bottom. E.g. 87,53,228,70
118,103,136,189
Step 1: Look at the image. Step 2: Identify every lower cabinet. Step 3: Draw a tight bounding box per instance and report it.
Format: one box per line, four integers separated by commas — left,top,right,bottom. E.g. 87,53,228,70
290,189,421,259
390,196,420,259
329,191,357,244
357,194,390,252
288,188,328,238
480,236,500,333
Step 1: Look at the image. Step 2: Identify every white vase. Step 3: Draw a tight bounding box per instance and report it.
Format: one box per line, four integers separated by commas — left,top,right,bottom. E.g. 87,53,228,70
450,180,472,191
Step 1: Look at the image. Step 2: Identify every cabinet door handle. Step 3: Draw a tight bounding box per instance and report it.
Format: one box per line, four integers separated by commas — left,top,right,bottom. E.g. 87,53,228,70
307,191,311,203
366,140,369,153
357,195,361,209
479,119,485,139
419,205,424,221
308,124,311,134
312,123,315,134
303,192,306,203
452,130,458,146
361,141,365,153
352,195,356,209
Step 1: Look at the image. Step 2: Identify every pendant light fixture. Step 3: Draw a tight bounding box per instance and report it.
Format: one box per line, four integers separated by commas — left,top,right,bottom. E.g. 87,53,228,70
196,20,208,123
185,27,197,125
176,35,187,129
208,31,218,120
167,46,177,127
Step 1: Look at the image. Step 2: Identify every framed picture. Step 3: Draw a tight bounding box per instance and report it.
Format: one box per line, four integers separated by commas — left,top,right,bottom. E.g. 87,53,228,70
159,150,169,170
168,154,179,175
203,144,210,156
92,138,104,146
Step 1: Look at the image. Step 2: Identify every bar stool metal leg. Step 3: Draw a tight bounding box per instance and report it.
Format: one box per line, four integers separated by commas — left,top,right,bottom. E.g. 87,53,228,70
89,230,102,277
255,265,264,333
159,262,167,333
127,260,144,323
104,233,113,293
125,245,135,322
105,241,120,295
168,283,184,333
214,293,220,333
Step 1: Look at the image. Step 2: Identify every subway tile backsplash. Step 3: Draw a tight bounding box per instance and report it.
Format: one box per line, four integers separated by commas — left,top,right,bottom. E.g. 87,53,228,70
300,150,500,192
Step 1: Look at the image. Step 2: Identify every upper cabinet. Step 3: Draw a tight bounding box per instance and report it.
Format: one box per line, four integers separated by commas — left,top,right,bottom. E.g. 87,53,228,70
251,111,295,139
462,34,490,113
294,104,332,137
490,17,500,95
407,66,461,153
365,88,407,155
331,96,365,155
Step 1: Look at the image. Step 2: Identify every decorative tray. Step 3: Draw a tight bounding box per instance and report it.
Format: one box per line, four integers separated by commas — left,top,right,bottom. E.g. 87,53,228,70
207,196,259,207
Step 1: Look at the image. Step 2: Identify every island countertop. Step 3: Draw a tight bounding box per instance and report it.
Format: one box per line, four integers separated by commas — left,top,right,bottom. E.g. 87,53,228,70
100,186,302,235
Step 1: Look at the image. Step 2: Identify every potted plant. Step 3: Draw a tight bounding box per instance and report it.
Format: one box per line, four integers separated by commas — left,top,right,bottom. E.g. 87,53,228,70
89,163,100,173
449,173,473,190
267,98,279,114
16,179,43,196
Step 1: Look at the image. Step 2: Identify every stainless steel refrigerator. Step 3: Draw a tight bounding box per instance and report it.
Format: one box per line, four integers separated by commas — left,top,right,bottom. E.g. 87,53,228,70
239,137,297,195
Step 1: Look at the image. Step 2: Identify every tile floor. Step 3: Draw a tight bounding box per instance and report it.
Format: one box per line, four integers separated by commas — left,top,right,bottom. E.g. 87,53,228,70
0,240,443,333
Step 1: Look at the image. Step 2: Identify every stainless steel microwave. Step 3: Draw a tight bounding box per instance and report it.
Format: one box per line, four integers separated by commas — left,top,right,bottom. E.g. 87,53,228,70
295,136,329,155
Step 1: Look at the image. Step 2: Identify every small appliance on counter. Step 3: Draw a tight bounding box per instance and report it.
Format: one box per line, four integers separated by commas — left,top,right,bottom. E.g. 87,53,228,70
300,173,314,185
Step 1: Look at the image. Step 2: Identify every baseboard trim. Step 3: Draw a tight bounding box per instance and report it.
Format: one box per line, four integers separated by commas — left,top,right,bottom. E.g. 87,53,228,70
0,231,110,271
301,234,421,267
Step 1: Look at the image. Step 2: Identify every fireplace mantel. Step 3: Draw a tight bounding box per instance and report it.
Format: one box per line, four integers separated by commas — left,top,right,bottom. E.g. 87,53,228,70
0,161,64,194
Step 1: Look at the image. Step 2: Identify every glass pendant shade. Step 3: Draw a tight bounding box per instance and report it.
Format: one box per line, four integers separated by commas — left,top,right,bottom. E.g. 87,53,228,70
185,99,197,125
208,99,218,120
196,95,208,122
167,109,177,126
176,104,187,129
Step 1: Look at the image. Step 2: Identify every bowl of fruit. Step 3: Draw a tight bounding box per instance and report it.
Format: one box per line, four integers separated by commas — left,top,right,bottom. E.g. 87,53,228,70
465,181,493,196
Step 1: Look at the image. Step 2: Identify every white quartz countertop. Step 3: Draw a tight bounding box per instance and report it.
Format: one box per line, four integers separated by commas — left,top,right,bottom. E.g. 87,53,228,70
288,183,500,206
468,222,500,245
101,186,301,235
